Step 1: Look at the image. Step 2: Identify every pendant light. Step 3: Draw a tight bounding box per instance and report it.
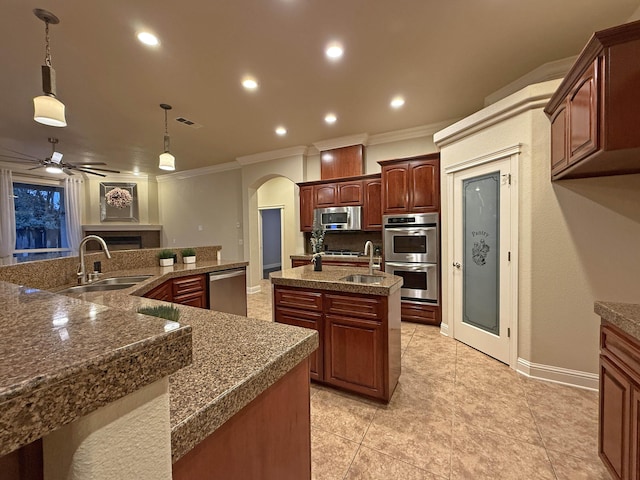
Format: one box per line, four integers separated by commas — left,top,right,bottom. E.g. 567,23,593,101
33,9,67,127
158,104,175,171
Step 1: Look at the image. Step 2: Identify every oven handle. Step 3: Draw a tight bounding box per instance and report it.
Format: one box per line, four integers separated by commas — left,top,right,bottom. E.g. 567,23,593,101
384,227,436,235
385,262,436,270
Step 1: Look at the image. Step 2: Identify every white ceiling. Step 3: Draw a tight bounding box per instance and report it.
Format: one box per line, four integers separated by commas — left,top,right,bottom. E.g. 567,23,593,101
1,0,638,176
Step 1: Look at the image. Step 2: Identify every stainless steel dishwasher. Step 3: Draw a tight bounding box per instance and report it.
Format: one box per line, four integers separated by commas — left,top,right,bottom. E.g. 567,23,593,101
208,267,247,316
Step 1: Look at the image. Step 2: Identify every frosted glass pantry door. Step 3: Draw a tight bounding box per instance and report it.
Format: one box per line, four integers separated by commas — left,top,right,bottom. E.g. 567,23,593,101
452,158,512,364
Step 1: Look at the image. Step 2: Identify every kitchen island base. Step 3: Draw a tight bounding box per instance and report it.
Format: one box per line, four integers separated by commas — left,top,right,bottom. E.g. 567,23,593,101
172,359,311,480
271,265,402,403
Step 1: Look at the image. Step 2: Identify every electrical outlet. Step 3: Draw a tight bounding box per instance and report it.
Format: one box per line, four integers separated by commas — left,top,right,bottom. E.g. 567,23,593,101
198,225,203,231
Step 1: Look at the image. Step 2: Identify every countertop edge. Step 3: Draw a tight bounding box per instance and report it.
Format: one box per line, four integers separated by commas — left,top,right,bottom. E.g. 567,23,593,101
596,301,640,340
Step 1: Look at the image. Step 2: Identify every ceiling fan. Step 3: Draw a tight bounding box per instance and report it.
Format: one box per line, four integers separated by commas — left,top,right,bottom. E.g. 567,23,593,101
0,137,120,177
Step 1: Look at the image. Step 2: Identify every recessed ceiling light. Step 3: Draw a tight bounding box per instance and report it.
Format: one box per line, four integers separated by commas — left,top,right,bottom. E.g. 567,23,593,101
324,113,337,124
390,96,405,109
137,32,159,46
242,77,258,90
325,43,344,60
275,126,287,136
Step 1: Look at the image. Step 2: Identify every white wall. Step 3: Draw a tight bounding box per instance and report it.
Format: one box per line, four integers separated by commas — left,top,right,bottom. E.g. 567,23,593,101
436,80,640,377
157,168,243,258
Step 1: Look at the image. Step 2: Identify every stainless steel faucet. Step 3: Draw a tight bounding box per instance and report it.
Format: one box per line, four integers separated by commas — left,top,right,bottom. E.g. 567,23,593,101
364,240,374,276
77,235,112,285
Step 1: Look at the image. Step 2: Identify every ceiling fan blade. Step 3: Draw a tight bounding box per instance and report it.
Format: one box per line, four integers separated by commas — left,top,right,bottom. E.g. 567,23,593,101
62,168,75,176
0,154,40,163
28,165,44,171
75,168,106,177
0,147,41,161
76,161,107,166
73,166,121,174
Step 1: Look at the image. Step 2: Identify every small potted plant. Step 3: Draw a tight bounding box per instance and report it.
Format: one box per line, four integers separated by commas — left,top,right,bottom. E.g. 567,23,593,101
157,249,175,267
181,247,196,264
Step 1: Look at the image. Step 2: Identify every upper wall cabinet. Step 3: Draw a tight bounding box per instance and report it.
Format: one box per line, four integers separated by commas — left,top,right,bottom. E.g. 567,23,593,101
544,20,640,180
320,145,365,180
298,174,381,231
379,153,440,215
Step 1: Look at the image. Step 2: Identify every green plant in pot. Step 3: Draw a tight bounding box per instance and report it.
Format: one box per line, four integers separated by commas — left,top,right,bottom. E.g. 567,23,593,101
138,304,180,322
157,249,175,267
181,247,196,264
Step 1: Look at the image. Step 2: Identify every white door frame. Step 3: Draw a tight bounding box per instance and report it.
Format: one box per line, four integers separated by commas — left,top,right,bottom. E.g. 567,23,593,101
444,145,520,368
258,205,285,277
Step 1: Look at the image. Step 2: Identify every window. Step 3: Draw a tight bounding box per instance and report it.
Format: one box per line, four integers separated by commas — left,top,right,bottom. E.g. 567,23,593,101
13,182,70,261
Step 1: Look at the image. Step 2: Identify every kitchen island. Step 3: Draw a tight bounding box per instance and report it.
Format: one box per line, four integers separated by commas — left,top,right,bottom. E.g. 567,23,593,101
0,252,318,480
271,264,402,402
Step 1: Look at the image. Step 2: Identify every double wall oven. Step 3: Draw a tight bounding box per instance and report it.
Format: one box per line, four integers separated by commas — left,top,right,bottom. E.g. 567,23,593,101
383,213,439,305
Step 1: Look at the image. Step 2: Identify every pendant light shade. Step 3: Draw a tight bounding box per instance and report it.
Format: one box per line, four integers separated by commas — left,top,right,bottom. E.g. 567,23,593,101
159,104,176,171
33,94,66,127
33,9,67,127
159,151,175,171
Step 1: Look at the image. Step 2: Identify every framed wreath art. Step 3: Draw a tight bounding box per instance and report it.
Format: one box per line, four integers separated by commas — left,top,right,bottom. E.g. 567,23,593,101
100,182,139,222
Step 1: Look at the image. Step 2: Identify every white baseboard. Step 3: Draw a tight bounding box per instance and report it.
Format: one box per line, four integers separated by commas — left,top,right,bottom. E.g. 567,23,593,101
247,285,261,295
262,263,281,270
516,357,598,391
440,322,450,337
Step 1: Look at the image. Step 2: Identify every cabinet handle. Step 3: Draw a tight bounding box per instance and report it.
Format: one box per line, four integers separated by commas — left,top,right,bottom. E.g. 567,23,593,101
452,262,461,269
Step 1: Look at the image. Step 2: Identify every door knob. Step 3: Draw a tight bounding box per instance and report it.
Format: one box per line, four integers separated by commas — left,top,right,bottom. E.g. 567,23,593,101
452,262,461,269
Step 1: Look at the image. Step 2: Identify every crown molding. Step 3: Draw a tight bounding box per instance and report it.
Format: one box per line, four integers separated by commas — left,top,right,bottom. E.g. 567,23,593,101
95,172,149,182
236,146,308,165
484,56,576,106
312,134,369,152
155,161,241,183
367,121,459,146
434,79,561,148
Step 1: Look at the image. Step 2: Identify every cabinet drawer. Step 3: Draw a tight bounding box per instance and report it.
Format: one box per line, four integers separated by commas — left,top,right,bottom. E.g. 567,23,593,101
174,292,207,308
173,275,206,297
274,287,323,312
144,281,172,301
602,324,640,384
325,294,382,321
401,301,440,325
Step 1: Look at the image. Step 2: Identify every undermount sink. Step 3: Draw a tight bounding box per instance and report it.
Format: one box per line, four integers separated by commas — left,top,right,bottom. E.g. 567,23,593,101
58,283,137,294
340,274,384,285
94,275,152,285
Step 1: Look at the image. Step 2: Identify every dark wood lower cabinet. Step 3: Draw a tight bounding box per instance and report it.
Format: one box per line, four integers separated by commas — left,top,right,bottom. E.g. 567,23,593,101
401,300,441,326
599,321,640,480
0,439,43,480
273,284,400,402
173,359,311,480
143,274,208,308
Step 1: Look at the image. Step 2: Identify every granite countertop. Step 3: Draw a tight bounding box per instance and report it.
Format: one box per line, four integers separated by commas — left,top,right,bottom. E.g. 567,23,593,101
595,301,640,340
73,290,318,463
0,281,192,457
2,258,318,464
270,264,402,296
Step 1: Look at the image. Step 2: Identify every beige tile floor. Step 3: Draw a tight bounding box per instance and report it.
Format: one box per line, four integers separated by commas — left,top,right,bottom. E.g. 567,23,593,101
248,280,609,480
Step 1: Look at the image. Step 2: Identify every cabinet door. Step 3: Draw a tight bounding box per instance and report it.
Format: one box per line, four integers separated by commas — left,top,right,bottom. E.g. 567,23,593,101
550,104,569,176
314,184,337,207
600,355,631,480
632,386,640,480
324,314,384,398
409,160,440,212
144,281,172,301
299,185,314,232
382,163,409,214
363,178,382,230
174,292,207,308
275,306,324,381
173,275,206,297
336,181,363,205
291,259,309,268
568,59,599,166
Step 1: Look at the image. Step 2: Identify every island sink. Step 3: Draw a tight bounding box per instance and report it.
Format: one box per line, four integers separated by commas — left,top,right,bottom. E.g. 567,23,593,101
94,275,153,285
340,274,384,285
58,283,137,294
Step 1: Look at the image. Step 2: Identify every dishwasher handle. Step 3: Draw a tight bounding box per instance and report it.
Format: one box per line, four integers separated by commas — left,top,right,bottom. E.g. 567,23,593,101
209,268,245,282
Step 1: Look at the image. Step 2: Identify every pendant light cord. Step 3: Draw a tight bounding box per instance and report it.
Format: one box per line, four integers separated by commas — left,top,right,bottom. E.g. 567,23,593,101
44,20,52,67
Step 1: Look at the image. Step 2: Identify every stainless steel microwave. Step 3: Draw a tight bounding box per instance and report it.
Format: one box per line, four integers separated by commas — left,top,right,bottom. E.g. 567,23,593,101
314,206,362,231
